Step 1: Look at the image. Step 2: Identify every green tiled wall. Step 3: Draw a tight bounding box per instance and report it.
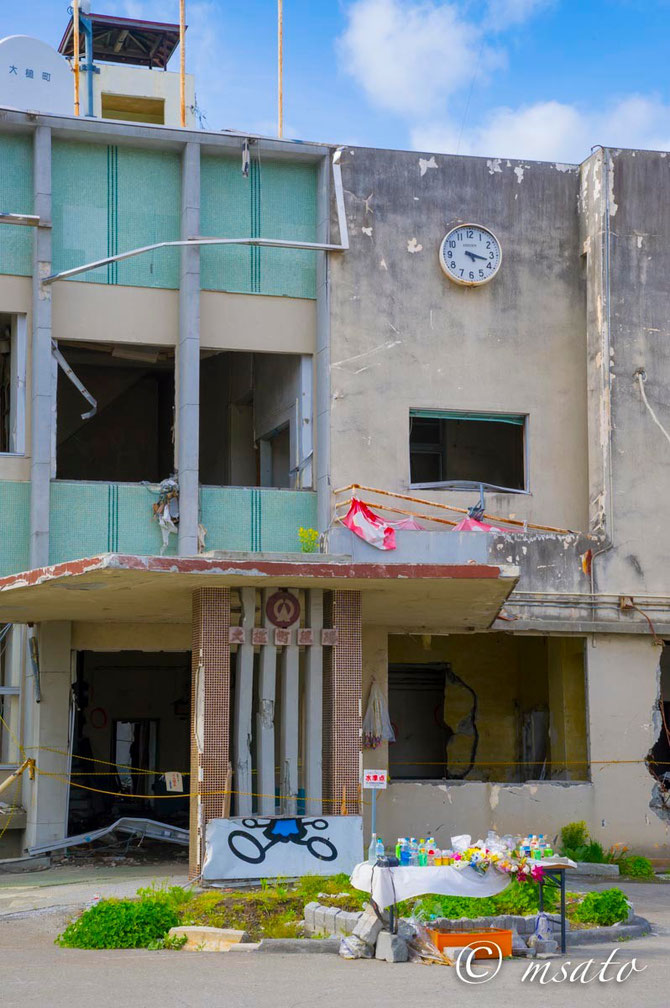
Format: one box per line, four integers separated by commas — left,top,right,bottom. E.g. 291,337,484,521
0,135,33,277
0,482,30,576
0,482,317,576
52,141,180,288
200,155,317,299
200,487,317,552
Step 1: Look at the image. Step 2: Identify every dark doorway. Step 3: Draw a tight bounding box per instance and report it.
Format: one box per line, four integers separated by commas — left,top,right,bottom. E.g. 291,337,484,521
388,663,448,780
68,650,190,833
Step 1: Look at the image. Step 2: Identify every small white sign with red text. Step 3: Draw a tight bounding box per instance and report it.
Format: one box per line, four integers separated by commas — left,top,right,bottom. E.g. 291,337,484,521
363,770,387,789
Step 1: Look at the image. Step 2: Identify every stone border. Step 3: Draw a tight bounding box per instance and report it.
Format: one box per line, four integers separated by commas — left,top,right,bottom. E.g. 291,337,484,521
303,902,651,952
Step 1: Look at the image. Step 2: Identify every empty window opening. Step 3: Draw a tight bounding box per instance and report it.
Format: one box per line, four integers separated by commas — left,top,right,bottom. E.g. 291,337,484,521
56,342,174,483
68,650,191,834
0,312,26,455
199,350,309,489
409,410,526,491
101,93,165,125
388,634,588,783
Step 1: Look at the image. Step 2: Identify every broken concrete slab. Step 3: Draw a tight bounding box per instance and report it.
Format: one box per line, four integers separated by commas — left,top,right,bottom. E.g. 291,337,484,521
167,926,249,951
257,938,340,954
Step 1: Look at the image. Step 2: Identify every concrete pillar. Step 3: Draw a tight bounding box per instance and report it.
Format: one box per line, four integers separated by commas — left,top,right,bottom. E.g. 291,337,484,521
233,587,255,816
303,589,323,814
547,637,588,780
315,155,331,532
585,634,661,851
177,142,200,555
279,600,300,814
190,588,230,876
297,356,314,489
23,622,72,849
323,590,362,814
256,589,277,815
30,126,53,568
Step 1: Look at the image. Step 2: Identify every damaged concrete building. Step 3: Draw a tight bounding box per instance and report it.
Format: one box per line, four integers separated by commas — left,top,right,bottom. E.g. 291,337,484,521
1,12,670,869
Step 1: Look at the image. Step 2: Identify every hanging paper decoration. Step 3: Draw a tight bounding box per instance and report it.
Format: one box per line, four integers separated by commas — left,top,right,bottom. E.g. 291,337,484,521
341,499,396,550
388,516,423,530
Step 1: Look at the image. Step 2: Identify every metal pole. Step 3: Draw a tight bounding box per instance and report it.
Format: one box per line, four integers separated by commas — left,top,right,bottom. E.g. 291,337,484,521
72,0,80,116
371,787,377,841
179,0,186,127
277,0,283,137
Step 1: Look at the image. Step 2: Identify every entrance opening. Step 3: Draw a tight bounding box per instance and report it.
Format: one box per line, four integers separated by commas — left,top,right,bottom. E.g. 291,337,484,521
388,633,588,783
0,311,27,455
199,350,308,488
56,342,174,482
68,650,190,833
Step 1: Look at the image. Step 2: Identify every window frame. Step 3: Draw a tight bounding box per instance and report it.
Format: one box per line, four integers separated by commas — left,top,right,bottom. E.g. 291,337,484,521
0,313,27,457
408,408,530,495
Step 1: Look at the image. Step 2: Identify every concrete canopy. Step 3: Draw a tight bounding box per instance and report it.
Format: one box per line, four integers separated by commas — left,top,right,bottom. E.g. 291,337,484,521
0,554,518,630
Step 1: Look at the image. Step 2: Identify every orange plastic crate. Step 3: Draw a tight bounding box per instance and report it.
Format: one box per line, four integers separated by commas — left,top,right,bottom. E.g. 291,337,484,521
428,927,513,959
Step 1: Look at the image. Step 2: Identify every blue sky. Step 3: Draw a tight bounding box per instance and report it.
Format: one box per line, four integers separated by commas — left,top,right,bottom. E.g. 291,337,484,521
2,0,670,161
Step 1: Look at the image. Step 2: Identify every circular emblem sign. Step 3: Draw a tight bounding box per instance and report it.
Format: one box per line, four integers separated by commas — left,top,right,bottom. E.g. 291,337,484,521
265,589,301,629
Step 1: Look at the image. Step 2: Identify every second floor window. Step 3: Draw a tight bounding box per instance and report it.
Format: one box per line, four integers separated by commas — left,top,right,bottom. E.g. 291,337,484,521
409,410,527,492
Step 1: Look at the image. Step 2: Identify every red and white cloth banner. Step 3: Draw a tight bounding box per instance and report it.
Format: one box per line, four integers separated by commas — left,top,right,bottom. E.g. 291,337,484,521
453,516,504,533
342,499,396,550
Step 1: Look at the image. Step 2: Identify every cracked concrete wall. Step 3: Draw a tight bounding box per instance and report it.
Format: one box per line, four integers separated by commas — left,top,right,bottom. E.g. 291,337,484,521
328,148,589,535
361,629,669,855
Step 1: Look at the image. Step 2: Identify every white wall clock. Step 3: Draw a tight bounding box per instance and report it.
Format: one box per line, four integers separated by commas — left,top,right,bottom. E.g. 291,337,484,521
439,223,502,286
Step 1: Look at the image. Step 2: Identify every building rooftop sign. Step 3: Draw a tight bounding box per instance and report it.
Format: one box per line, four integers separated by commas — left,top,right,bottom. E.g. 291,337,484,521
58,13,184,69
0,35,71,115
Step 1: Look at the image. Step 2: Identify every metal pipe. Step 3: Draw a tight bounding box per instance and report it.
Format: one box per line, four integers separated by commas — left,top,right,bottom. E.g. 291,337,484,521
180,0,186,127
72,0,80,116
82,13,94,117
277,0,283,138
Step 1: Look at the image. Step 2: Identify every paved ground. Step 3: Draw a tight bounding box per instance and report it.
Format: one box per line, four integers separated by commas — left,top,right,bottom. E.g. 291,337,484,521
0,869,668,1008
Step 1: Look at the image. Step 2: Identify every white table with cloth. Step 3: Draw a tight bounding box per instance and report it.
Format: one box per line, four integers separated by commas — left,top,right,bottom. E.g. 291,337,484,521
350,861,511,910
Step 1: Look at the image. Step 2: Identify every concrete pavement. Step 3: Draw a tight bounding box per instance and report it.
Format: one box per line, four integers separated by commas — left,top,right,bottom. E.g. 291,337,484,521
0,872,668,1008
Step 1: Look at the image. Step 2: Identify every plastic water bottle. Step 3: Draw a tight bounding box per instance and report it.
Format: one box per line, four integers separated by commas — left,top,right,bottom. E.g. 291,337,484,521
376,837,385,859
368,832,378,864
400,840,411,866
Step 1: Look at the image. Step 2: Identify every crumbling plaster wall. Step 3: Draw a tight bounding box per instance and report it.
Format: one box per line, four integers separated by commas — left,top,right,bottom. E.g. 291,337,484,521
362,628,669,855
328,148,589,536
580,148,670,597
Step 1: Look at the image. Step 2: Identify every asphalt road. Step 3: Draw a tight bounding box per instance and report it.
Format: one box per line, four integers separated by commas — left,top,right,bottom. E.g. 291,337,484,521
1,876,669,1008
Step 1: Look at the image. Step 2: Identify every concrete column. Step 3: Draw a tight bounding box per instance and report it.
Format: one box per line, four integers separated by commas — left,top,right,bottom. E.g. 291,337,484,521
297,356,314,489
315,155,331,532
323,590,362,814
190,588,231,876
256,589,277,815
233,587,255,816
279,600,300,814
177,142,200,555
303,589,323,814
23,622,72,849
29,126,53,568
547,637,588,780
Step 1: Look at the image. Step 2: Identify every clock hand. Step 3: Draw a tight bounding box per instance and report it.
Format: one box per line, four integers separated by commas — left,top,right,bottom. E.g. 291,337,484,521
469,252,488,261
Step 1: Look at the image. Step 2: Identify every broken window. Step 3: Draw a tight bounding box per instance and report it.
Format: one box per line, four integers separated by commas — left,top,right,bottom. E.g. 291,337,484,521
387,634,588,783
101,93,166,125
409,410,526,491
0,312,26,454
56,342,174,483
199,350,308,489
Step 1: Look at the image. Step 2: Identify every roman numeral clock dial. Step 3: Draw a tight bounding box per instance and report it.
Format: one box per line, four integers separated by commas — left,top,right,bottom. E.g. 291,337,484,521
439,223,502,286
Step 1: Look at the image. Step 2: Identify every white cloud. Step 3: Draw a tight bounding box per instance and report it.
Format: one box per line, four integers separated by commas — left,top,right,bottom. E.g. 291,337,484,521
411,95,670,162
337,0,500,118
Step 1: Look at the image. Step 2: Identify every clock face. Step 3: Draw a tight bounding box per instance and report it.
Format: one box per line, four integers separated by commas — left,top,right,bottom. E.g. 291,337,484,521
439,224,502,286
